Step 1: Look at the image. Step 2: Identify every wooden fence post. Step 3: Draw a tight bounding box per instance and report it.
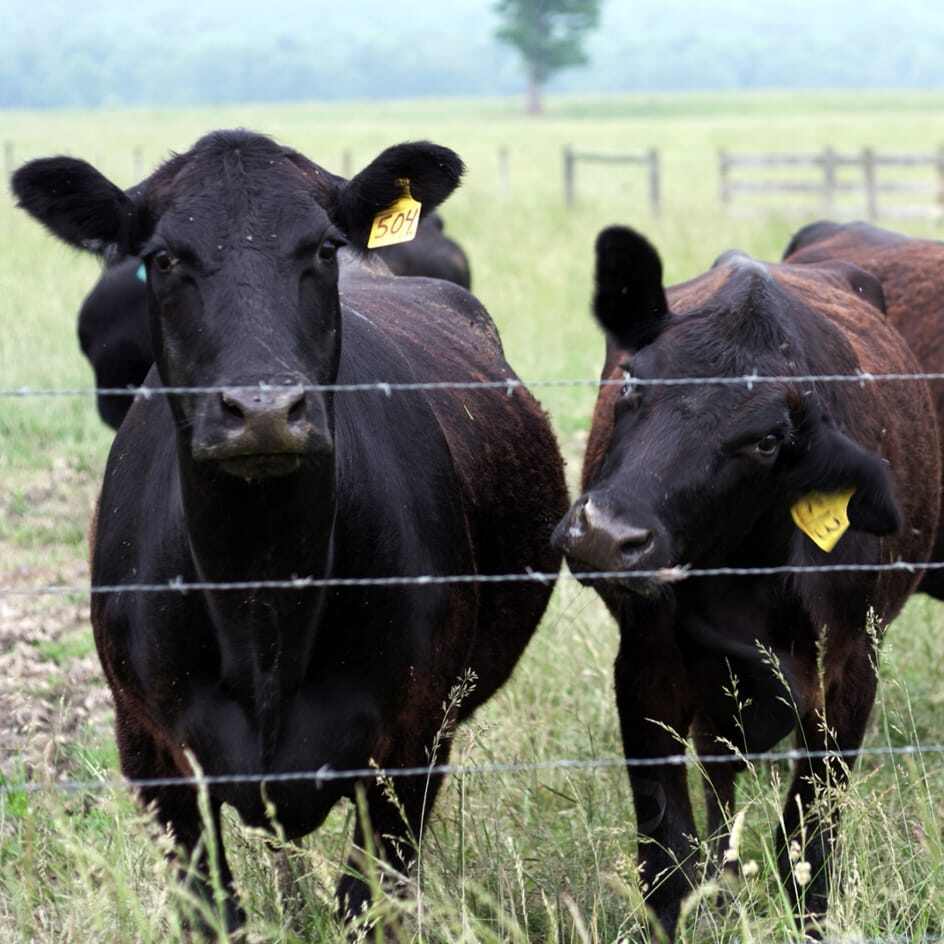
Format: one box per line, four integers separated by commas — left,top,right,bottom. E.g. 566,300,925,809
862,147,878,221
341,149,352,177
822,146,837,215
648,148,661,217
563,146,575,209
132,146,143,180
498,146,510,198
719,149,731,209
3,140,13,178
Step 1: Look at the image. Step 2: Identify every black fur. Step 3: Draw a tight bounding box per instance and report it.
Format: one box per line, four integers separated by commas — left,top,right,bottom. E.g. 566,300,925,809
12,157,139,255
593,225,668,351
783,403,900,535
18,135,469,431
77,257,152,428
332,141,464,248
14,129,566,935
556,228,939,941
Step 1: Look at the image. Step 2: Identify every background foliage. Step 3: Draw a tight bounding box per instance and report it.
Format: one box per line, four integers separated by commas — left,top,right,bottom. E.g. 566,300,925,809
4,0,944,108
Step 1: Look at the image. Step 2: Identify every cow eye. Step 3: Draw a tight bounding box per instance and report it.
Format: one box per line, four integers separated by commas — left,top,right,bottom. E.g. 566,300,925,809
318,237,345,262
755,434,781,457
152,250,177,274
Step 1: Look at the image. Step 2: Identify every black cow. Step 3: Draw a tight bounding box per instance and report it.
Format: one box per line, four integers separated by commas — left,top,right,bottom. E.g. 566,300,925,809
553,227,939,939
379,210,471,287
76,210,471,430
77,256,152,428
13,131,567,934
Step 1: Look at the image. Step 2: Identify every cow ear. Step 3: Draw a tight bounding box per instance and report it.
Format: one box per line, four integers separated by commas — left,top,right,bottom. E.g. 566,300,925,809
792,423,901,536
12,157,143,257
332,142,464,248
823,261,887,315
593,226,669,352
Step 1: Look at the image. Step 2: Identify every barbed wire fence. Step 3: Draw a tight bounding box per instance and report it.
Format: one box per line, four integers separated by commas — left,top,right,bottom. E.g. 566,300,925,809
2,367,944,803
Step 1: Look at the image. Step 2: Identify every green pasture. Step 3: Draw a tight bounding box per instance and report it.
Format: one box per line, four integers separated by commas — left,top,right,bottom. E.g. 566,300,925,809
1,91,944,942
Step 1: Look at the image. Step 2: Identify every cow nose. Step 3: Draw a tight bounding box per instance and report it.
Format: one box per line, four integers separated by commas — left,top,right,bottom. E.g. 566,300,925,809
217,386,311,456
554,496,655,573
221,387,306,433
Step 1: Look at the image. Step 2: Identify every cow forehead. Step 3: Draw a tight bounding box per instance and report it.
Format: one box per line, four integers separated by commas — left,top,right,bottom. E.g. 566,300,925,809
658,259,864,374
145,132,336,232
155,190,331,254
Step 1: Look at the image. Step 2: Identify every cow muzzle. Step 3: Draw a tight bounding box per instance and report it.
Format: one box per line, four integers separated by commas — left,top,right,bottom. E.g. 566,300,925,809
552,495,666,592
191,386,330,480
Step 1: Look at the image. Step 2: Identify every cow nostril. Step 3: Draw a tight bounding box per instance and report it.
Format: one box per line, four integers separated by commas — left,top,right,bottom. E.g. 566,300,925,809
287,392,307,425
618,528,652,556
220,392,246,426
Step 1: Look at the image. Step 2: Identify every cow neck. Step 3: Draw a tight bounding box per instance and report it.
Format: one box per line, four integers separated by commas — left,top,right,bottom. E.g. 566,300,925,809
177,449,337,722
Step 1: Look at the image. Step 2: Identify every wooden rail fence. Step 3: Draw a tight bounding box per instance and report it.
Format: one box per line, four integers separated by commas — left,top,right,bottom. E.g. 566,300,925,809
719,147,944,221
6,140,943,222
563,146,661,215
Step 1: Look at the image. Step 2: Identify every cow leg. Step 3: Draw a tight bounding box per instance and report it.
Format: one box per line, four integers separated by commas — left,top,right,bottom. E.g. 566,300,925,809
116,711,244,935
776,650,877,936
615,623,698,941
336,767,447,925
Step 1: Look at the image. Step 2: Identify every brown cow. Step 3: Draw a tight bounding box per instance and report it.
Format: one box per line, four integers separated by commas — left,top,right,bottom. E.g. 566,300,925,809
784,220,944,599
553,226,940,939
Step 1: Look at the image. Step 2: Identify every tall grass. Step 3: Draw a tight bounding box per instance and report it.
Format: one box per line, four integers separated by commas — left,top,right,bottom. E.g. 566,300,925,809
1,92,943,941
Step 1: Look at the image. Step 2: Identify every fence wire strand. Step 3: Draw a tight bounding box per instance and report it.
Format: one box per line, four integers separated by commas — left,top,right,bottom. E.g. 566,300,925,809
3,369,944,400
3,742,943,797
3,367,944,805
1,560,941,598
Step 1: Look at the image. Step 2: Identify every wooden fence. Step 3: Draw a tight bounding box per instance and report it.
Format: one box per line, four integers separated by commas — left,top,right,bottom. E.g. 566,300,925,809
6,140,942,222
563,146,661,215
719,147,944,220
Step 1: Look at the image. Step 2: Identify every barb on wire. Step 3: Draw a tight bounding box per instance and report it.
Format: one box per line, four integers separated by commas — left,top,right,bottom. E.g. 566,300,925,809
2,742,941,797
0,560,941,598
3,369,944,400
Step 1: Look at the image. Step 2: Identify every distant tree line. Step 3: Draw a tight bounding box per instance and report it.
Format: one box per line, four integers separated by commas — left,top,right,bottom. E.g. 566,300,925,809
4,0,944,109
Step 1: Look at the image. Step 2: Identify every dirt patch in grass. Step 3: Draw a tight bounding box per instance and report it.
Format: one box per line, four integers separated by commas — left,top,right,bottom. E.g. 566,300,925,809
0,460,112,786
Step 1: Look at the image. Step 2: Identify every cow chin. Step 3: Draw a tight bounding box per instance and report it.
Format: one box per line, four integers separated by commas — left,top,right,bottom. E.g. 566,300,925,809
190,429,334,482
218,454,304,482
565,554,671,600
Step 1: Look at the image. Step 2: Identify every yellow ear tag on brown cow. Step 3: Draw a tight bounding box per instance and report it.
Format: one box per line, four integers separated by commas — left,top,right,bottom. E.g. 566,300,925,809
367,179,422,250
790,488,855,552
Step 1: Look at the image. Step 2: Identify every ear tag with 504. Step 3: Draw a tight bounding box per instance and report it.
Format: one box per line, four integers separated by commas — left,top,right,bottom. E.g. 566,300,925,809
790,488,855,552
367,179,422,249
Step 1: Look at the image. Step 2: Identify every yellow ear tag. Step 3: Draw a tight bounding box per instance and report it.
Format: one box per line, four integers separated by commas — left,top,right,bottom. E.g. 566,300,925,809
790,488,855,552
366,179,422,250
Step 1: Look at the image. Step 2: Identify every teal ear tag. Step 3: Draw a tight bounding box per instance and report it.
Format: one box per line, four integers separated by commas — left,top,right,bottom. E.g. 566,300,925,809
136,263,146,283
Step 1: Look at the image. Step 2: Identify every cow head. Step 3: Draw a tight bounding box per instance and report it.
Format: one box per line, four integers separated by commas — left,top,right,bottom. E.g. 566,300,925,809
13,130,463,480
553,226,901,593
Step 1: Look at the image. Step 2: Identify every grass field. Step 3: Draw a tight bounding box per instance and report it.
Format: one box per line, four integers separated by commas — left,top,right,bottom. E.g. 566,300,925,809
1,91,944,942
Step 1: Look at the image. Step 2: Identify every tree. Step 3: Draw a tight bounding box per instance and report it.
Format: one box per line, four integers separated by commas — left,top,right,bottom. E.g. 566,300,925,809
494,0,601,115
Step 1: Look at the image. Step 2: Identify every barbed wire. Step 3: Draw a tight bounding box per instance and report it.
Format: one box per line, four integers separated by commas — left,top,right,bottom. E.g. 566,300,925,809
1,560,940,598
3,742,942,797
3,369,944,401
